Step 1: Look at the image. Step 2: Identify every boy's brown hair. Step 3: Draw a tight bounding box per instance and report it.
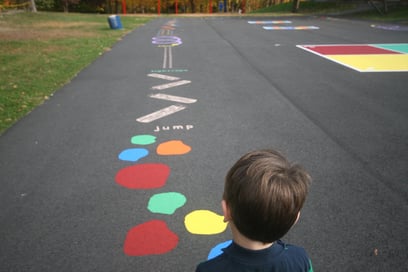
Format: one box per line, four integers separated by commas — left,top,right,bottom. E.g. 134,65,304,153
223,149,311,243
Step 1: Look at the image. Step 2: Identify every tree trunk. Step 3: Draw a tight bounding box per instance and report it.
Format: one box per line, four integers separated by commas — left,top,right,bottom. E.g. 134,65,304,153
30,0,37,12
63,0,69,12
189,0,195,12
115,0,119,13
292,0,300,13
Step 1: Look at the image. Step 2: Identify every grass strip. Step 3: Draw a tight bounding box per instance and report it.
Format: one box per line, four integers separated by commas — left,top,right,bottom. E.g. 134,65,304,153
0,12,152,134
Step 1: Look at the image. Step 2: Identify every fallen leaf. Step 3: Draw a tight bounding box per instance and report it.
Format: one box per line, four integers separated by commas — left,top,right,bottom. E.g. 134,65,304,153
374,248,379,256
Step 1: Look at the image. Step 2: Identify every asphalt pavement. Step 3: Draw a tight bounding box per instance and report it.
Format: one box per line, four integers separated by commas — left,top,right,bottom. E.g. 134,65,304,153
1,15,407,271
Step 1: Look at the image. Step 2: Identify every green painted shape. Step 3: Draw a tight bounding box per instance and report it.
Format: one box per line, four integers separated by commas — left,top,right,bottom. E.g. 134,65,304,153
375,44,408,54
148,192,187,215
131,134,156,145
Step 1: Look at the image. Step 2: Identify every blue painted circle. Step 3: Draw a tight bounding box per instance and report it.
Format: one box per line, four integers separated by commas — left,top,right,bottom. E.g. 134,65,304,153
207,240,233,260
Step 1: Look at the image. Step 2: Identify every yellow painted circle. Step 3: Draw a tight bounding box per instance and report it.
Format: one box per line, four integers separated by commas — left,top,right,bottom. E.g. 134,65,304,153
184,210,228,235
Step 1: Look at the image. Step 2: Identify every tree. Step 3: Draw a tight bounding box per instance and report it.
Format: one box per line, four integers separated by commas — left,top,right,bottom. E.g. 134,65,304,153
189,0,195,12
30,0,38,11
62,0,80,12
292,0,299,13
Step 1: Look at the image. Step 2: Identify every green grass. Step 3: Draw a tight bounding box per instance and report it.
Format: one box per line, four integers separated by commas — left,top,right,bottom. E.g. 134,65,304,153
0,12,152,134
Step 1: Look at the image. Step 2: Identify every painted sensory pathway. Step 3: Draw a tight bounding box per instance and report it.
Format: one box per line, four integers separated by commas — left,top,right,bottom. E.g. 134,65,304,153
116,134,228,256
114,20,229,258
297,43,408,72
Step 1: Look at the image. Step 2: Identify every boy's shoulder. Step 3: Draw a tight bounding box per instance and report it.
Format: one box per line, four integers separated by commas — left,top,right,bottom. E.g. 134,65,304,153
196,240,312,272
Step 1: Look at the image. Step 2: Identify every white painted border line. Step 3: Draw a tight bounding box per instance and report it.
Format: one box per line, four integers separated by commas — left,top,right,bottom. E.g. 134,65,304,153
151,80,191,90
297,43,408,49
149,93,197,104
163,46,168,69
169,46,173,68
147,73,180,81
296,44,362,72
136,105,186,123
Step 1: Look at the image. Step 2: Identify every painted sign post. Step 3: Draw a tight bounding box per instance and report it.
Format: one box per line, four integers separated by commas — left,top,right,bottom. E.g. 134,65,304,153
122,0,126,14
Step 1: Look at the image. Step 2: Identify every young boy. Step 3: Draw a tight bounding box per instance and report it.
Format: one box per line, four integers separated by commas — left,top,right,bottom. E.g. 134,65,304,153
196,149,313,272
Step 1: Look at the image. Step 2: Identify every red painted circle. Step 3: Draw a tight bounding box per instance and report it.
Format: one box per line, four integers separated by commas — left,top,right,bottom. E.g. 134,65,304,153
115,163,170,189
124,220,179,256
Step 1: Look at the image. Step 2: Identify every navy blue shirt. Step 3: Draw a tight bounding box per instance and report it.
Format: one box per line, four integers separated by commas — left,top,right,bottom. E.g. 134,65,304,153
196,240,313,272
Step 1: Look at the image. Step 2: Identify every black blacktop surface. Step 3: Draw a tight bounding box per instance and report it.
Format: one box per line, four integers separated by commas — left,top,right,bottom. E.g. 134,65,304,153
1,15,408,271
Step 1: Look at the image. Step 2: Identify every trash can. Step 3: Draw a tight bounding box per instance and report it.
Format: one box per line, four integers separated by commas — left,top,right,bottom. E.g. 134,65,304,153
108,15,123,30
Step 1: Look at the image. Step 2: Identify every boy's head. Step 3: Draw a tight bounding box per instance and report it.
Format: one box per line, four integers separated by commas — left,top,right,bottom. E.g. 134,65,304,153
222,149,311,243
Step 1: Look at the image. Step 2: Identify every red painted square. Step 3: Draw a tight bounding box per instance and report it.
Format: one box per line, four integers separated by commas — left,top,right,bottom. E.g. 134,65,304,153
304,45,401,55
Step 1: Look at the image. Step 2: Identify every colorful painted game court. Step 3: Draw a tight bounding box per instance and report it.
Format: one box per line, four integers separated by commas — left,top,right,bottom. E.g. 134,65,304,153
297,44,408,72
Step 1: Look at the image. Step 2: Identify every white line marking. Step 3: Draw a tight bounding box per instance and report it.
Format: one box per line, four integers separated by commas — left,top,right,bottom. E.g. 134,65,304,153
151,80,191,90
147,73,180,81
136,105,186,123
149,93,197,104
169,46,173,68
162,46,174,69
163,46,168,68
296,45,362,72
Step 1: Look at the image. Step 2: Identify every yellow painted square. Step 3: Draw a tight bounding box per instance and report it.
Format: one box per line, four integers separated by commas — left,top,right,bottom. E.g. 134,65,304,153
328,54,408,72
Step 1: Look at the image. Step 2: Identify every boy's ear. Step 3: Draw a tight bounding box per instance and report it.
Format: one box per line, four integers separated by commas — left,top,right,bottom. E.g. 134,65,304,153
221,200,232,223
294,212,301,225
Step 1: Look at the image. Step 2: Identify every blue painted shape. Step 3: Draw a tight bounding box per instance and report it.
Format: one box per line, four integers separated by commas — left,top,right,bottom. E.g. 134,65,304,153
118,148,149,162
207,240,232,260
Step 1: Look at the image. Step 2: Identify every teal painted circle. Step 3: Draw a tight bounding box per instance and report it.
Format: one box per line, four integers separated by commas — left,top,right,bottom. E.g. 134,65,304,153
148,192,187,215
131,135,156,145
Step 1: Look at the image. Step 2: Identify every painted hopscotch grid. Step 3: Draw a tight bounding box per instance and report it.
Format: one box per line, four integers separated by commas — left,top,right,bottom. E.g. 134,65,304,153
248,20,319,30
248,20,292,25
263,26,319,30
297,43,408,72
